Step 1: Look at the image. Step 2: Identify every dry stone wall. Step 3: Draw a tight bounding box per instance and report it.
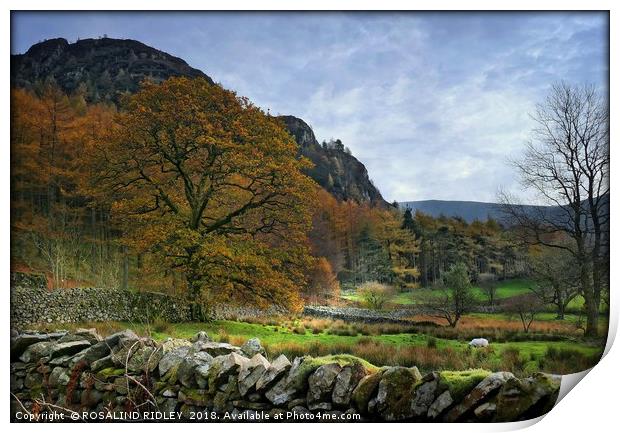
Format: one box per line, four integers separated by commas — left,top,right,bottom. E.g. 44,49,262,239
10,329,561,423
10,272,284,328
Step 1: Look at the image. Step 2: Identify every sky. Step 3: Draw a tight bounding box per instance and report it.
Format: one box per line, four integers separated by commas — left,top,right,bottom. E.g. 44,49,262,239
11,12,609,203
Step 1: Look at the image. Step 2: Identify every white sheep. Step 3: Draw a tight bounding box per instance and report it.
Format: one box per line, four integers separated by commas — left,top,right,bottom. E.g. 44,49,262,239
468,338,489,348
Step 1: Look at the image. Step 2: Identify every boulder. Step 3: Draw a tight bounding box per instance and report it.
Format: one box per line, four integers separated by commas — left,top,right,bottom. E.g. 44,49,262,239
427,390,453,419
255,354,291,392
474,402,496,420
494,373,561,422
19,341,55,363
79,338,119,365
178,351,214,388
57,330,99,345
411,372,442,417
192,341,241,357
207,352,249,391
48,367,70,387
110,338,142,367
238,354,271,396
371,366,421,420
240,338,265,357
332,363,367,406
11,332,64,360
90,355,114,372
352,371,383,413
104,330,139,347
159,345,192,376
49,340,92,361
443,371,514,422
307,363,342,404
126,345,162,373
265,357,319,406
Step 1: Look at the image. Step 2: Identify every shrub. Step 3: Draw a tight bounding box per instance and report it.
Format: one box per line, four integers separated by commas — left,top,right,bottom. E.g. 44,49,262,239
357,281,394,310
426,336,438,349
152,318,171,334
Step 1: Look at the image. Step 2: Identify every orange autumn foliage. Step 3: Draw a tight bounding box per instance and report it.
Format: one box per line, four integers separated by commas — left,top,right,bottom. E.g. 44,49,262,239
87,77,318,312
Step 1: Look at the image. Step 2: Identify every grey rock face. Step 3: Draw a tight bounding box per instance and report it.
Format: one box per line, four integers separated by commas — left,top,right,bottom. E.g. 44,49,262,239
20,341,55,363
159,345,192,377
192,341,241,357
11,332,64,360
411,374,441,417
332,364,367,406
255,354,291,392
207,353,248,391
178,351,214,388
238,354,271,396
307,363,342,404
49,340,92,360
474,402,497,420
49,367,71,387
427,390,453,419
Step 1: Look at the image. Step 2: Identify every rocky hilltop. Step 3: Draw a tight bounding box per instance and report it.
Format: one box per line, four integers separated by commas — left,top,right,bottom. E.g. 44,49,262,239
12,37,387,206
11,37,213,102
279,116,388,206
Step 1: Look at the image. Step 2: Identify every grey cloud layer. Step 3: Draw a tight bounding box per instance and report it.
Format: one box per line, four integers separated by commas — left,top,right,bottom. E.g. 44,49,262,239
12,12,609,202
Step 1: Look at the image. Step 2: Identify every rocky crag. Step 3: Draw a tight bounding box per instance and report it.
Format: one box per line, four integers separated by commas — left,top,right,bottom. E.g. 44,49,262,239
11,37,212,103
279,115,389,206
11,38,388,206
11,329,560,423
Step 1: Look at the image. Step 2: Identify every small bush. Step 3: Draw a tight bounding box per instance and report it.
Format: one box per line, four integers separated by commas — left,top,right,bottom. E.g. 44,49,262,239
357,281,394,310
152,318,170,334
426,336,438,349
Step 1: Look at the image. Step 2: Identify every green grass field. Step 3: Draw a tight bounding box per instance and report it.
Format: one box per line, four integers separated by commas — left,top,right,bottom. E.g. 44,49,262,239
48,317,603,375
344,278,589,312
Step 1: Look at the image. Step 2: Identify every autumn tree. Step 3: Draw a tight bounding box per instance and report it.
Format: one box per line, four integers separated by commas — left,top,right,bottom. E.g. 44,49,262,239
304,257,340,304
90,77,317,317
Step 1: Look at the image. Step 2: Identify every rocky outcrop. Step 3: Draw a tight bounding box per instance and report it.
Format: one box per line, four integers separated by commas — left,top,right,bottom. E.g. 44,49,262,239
279,115,389,206
11,37,213,102
10,329,561,423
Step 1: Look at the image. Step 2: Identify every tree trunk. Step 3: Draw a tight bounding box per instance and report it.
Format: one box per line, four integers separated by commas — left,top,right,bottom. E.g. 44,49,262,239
121,245,129,290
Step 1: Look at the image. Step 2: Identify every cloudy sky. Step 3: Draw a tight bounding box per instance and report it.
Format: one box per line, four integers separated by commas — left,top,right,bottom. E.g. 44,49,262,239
12,12,609,203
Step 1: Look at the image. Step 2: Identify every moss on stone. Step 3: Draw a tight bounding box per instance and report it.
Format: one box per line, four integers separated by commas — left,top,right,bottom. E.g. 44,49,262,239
352,370,383,412
96,367,125,379
162,363,180,385
315,354,379,373
439,369,491,401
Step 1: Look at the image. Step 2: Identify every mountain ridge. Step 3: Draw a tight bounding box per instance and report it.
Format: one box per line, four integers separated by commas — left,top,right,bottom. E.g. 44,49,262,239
11,37,388,206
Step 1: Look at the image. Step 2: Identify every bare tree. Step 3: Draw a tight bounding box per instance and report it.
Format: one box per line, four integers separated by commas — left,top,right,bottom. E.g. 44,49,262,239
500,82,609,337
429,262,475,327
478,273,498,306
529,246,580,320
506,295,540,333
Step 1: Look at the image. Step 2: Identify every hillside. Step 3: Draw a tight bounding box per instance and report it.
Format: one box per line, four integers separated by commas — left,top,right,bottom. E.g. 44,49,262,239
11,37,386,206
400,199,549,223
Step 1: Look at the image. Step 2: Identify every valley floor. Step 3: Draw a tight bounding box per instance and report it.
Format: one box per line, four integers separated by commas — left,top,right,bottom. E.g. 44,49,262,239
28,313,606,377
